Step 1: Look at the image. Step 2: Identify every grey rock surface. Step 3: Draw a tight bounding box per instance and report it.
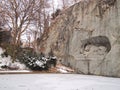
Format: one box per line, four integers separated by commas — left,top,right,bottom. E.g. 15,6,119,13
39,0,120,77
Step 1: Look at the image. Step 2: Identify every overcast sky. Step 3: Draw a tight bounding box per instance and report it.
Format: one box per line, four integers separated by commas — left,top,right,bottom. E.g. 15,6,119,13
53,0,63,9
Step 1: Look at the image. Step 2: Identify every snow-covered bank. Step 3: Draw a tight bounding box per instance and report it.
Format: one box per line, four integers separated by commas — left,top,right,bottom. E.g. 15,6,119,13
56,64,74,73
0,46,74,73
0,47,26,70
0,74,120,90
0,70,31,74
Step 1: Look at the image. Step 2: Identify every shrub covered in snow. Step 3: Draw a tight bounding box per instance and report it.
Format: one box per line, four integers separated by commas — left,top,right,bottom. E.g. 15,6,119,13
20,53,48,70
19,52,57,71
0,46,57,71
17,48,57,71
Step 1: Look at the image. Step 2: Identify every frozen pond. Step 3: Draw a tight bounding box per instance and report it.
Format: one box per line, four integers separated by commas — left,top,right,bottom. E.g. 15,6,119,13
0,74,120,90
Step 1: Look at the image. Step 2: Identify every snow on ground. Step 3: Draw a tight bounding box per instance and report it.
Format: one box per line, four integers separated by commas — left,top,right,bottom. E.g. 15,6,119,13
0,47,11,68
56,64,74,73
0,74,120,90
0,46,74,73
0,47,26,70
0,70,31,73
0,64,73,74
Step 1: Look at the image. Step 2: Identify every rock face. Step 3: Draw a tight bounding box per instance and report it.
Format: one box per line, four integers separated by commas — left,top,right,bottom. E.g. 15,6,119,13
39,0,120,77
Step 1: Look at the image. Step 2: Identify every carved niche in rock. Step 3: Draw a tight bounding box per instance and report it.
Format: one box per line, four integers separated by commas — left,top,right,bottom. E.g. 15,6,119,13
80,36,111,54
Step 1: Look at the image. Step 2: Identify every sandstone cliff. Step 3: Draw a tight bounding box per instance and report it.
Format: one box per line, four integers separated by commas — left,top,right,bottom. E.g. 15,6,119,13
39,0,120,77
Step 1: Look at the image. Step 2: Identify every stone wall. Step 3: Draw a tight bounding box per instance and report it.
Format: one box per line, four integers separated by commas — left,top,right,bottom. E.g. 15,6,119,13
39,0,120,77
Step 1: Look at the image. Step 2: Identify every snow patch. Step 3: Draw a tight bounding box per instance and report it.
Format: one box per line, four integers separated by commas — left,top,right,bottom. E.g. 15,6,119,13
57,64,74,73
0,47,27,70
0,74,120,90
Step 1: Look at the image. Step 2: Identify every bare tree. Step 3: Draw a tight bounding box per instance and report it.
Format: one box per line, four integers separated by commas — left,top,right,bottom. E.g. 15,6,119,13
52,0,55,14
0,0,49,46
0,0,50,61
30,0,50,52
62,0,67,8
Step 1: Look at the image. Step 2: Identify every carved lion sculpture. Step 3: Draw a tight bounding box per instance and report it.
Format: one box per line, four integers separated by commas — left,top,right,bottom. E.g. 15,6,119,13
81,36,111,53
